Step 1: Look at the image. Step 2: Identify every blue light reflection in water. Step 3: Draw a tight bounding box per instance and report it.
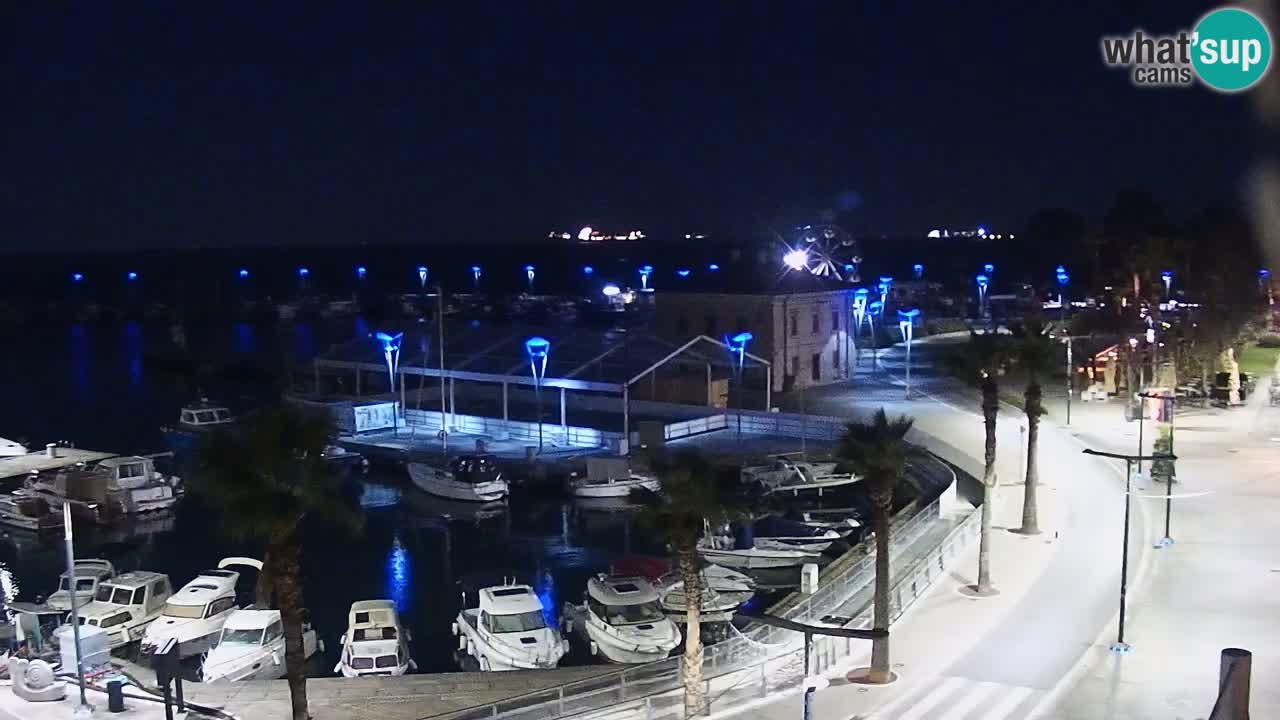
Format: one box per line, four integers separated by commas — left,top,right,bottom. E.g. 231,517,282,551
123,321,143,389
386,536,413,614
534,569,558,628
232,323,256,355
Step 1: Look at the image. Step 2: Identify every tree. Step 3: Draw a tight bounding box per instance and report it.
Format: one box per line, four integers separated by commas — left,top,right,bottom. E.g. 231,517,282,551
942,332,1006,595
837,409,915,684
1011,320,1053,535
632,451,732,718
193,402,364,720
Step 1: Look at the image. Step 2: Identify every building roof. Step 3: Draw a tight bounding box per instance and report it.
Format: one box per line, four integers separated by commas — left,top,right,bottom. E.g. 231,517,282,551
315,324,768,392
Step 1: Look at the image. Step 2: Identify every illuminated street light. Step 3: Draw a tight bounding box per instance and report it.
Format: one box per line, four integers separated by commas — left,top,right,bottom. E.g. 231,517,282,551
877,276,893,307
298,267,310,279
852,288,869,367
708,263,720,272
675,268,691,278
374,331,403,431
639,265,654,291
583,265,594,276
783,249,809,271
238,268,249,280
72,273,84,283
975,274,989,317
869,300,884,380
602,283,621,297
525,265,536,290
1161,270,1173,297
726,331,753,444
357,266,368,280
416,266,428,289
898,308,921,399
471,265,482,286
525,336,550,452
913,263,924,280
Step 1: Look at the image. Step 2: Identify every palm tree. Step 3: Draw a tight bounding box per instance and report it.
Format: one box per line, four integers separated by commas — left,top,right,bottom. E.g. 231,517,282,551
837,409,914,684
1012,320,1053,535
943,331,1005,595
633,451,731,718
193,402,363,720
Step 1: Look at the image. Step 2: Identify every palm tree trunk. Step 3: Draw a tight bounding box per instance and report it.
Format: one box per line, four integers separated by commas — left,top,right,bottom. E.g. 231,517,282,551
677,546,705,718
977,380,998,593
1019,382,1042,535
255,547,274,608
271,535,310,720
870,501,891,680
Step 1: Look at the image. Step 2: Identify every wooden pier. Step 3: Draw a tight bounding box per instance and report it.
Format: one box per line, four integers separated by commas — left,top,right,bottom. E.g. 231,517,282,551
0,447,115,481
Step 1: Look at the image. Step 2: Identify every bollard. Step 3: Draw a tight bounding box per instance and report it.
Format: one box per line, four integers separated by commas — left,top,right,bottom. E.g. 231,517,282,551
1209,648,1251,720
107,680,125,712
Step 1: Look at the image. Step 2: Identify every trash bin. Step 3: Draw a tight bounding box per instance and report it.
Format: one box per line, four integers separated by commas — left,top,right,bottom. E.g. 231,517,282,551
107,679,125,712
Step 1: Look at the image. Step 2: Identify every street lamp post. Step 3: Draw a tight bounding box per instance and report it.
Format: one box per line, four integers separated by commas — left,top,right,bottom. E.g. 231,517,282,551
727,332,753,446
868,301,883,381
1057,266,1072,425
1161,270,1173,299
1082,447,1177,653
877,276,893,309
975,274,990,320
471,265,482,288
852,288,869,369
898,308,920,400
62,504,90,712
374,332,403,432
525,337,550,453
1140,390,1177,548
639,265,654,292
525,265,536,292
913,263,924,281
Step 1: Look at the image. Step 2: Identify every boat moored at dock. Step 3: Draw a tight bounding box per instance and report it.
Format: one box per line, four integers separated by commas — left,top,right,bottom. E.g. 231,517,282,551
335,600,415,677
201,609,322,682
408,455,508,503
140,557,262,659
564,575,680,664
453,582,567,671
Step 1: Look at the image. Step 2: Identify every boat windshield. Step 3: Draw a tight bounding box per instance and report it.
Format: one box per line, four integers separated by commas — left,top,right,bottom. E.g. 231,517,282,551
59,577,96,592
94,586,134,605
589,599,665,625
350,656,375,669
220,628,264,646
161,602,206,619
486,610,546,633
375,654,399,668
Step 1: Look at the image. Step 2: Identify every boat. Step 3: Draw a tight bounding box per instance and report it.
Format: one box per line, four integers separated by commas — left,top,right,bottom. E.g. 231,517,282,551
321,444,367,469
745,516,846,553
200,609,322,682
66,571,174,649
48,559,116,612
408,455,508,503
740,457,861,496
0,494,60,533
160,400,236,453
140,557,262,659
18,456,183,523
334,600,416,677
609,557,755,623
563,576,681,664
452,582,568,671
567,472,660,499
697,527,822,570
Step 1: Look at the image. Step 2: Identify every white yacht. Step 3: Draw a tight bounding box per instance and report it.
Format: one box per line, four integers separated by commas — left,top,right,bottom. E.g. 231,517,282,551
654,564,756,623
200,609,322,682
697,532,821,570
567,472,660,499
96,456,184,512
740,457,861,496
140,557,262,659
408,455,508,503
453,583,568,671
68,571,173,649
48,559,116,612
335,600,415,677
564,576,680,664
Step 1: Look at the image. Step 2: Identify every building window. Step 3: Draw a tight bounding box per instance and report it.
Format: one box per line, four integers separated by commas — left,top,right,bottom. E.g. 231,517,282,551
705,316,717,336
811,312,819,334
811,353,821,381
832,310,839,333
789,312,797,337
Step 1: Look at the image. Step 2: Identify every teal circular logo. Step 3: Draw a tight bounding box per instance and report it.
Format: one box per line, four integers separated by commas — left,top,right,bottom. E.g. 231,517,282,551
1192,7,1272,92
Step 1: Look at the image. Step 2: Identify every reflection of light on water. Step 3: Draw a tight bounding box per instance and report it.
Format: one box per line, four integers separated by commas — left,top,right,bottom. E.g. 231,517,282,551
124,321,143,387
385,537,412,614
232,323,256,354
534,569,558,627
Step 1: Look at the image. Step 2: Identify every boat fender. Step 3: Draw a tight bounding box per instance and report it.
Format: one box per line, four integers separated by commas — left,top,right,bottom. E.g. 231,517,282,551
451,622,459,636
458,634,468,651
589,641,598,657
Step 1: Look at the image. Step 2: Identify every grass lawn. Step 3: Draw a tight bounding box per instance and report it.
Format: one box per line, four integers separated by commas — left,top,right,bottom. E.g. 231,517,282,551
1238,343,1280,378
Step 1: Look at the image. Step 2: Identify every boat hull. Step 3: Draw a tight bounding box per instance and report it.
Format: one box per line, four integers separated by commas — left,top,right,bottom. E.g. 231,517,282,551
697,548,818,569
569,478,660,498
409,464,508,502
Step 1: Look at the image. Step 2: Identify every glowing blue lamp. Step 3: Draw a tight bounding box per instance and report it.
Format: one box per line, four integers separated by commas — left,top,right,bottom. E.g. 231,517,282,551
471,265,482,284
583,265,594,276
127,271,138,281
1259,268,1270,279
417,266,428,288
71,273,84,283
708,263,720,272
676,268,691,278
727,331,753,372
1161,270,1173,294
525,336,550,379
525,265,536,288
373,332,403,405
913,263,924,279
983,263,995,274
639,264,654,291
357,266,368,280
238,268,249,279
976,273,989,290
298,267,310,279
869,300,884,315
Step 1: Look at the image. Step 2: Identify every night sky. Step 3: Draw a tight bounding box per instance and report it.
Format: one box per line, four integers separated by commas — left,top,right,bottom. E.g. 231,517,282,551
1,1,1260,251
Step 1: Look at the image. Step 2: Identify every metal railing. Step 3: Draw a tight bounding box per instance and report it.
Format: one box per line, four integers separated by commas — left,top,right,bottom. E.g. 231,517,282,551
440,495,980,720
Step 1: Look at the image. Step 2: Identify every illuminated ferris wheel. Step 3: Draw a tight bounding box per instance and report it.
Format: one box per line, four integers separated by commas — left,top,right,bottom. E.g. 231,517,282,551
781,224,862,281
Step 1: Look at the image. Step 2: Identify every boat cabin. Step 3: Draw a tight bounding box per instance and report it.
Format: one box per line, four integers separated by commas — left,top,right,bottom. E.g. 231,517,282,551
586,577,665,627
160,569,240,621
77,571,173,646
96,456,162,490
341,600,411,674
477,585,547,634
179,402,235,429
451,455,503,484
48,559,116,610
216,609,284,649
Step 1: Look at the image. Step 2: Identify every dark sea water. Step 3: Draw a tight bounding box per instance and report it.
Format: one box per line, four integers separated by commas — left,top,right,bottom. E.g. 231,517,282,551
0,317,669,673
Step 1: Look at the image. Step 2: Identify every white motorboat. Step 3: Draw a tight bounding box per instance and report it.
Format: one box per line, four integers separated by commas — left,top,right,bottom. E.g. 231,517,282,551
140,557,262,659
201,609,322,682
745,516,844,553
567,472,660,499
0,494,59,533
740,457,861,496
408,455,508,503
654,564,756,623
697,530,821,570
564,576,680,664
453,583,568,671
161,401,236,453
335,600,415,677
21,456,182,523
67,571,173,649
48,559,116,612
